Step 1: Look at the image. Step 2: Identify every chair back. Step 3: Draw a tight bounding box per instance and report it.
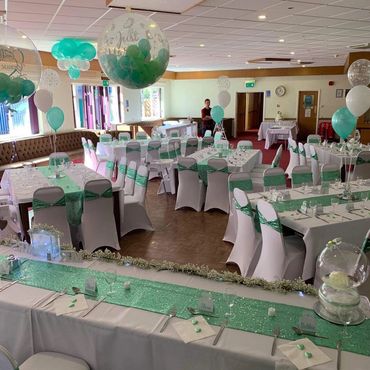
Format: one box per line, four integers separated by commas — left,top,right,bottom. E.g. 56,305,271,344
228,172,253,218
133,165,149,204
271,144,283,168
285,138,299,177
214,132,222,141
263,167,286,191
87,139,95,151
81,137,92,168
298,142,307,166
204,130,212,137
99,133,112,143
202,136,214,148
215,139,229,150
146,140,161,163
170,129,180,138
116,157,127,188
291,165,313,187
237,140,253,150
309,144,321,185
159,146,170,160
354,150,370,179
125,141,141,167
307,134,321,144
104,155,115,180
185,138,198,156
169,138,181,157
32,186,71,245
136,132,148,140
124,161,137,195
362,228,370,254
119,132,131,141
0,345,18,370
321,164,341,183
49,152,71,167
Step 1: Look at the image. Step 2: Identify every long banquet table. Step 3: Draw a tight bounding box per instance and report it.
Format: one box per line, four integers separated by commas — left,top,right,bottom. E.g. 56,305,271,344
0,245,369,370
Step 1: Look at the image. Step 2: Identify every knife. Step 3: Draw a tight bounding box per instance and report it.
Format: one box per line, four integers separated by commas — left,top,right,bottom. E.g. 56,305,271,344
32,291,56,308
0,279,18,292
336,339,342,370
213,319,228,345
315,215,329,223
39,288,67,308
81,295,106,318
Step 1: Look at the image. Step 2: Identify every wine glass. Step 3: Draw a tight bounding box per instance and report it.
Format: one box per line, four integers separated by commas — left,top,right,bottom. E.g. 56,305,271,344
331,198,339,215
338,307,355,339
223,283,236,321
104,265,117,295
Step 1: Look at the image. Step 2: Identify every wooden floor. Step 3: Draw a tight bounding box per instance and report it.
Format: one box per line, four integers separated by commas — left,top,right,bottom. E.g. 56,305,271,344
120,179,238,273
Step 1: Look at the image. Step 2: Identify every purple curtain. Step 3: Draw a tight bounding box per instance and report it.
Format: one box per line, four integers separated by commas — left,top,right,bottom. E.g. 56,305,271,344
29,95,39,134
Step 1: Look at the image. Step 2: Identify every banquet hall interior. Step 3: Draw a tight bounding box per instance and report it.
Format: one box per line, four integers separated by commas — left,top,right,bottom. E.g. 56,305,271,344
0,0,370,369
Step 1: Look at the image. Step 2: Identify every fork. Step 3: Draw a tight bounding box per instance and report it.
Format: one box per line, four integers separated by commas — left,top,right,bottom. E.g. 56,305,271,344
160,306,177,333
271,326,280,356
39,288,67,308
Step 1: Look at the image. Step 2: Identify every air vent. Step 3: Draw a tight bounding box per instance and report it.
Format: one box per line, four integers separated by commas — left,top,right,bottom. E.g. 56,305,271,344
347,43,370,49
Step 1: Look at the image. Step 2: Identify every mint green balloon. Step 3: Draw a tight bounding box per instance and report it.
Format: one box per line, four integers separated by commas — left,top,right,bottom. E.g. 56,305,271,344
332,107,357,140
211,105,225,124
46,107,64,132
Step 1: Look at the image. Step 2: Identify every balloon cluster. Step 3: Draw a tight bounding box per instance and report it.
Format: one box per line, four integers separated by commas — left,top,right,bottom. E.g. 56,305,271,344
211,105,225,124
0,73,35,105
51,38,96,80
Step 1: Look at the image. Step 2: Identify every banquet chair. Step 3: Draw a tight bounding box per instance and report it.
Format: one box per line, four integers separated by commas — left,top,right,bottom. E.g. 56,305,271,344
307,134,321,144
204,130,212,137
88,144,107,176
81,137,92,168
309,145,321,185
252,200,305,281
125,141,141,168
118,132,131,141
116,157,127,189
99,133,112,143
204,158,229,213
136,131,148,140
104,155,115,180
124,161,137,195
146,140,162,179
202,136,214,149
321,164,341,183
263,168,286,191
353,151,370,179
250,144,283,179
237,140,253,150
298,142,307,166
214,132,222,141
291,165,313,188
121,165,153,236
169,138,181,158
303,143,312,166
0,204,22,238
87,139,95,151
215,139,229,150
227,189,261,276
81,179,119,253
285,138,299,178
223,172,253,244
49,152,70,167
155,148,176,195
175,157,205,212
170,129,180,138
185,138,199,156
0,345,90,370
32,186,72,245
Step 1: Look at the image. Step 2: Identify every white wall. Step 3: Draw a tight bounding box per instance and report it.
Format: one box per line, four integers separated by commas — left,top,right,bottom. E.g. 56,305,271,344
168,74,351,120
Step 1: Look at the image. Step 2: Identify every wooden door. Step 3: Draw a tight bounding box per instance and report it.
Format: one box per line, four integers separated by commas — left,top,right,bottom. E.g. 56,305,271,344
297,91,318,140
236,92,246,136
247,93,264,129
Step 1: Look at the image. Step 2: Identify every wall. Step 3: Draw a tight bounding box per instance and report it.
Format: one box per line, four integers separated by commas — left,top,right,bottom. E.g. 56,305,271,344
168,74,351,121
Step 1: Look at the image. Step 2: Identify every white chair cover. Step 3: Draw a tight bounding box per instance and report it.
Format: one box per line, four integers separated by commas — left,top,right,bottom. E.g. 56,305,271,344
20,352,90,370
252,200,305,281
307,134,321,144
99,133,112,142
116,157,127,189
185,138,199,156
125,141,141,168
81,137,92,169
169,138,181,158
237,140,253,150
291,165,313,187
321,163,341,183
88,146,107,176
146,140,162,180
124,161,137,196
263,167,286,191
81,179,119,253
204,158,229,213
121,165,153,236
118,132,131,141
227,189,261,276
214,132,222,141
285,138,299,178
33,186,72,245
251,145,283,177
202,136,214,148
298,142,307,166
175,157,205,212
136,131,148,140
309,144,321,185
104,155,115,180
223,172,253,244
303,143,312,166
0,344,18,370
354,151,370,179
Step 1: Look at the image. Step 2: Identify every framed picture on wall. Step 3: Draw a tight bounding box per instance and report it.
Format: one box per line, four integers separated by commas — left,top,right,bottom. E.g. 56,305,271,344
336,89,344,98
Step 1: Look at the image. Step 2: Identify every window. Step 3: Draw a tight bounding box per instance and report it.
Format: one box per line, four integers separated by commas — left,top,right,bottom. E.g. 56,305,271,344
0,97,39,139
141,86,163,120
72,84,123,130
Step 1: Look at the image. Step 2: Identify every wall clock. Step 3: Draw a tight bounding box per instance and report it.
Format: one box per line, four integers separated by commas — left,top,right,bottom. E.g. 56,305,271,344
275,85,286,97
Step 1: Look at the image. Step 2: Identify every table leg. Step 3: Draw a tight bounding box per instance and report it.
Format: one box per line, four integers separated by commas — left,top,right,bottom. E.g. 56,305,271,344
113,191,121,238
19,202,32,243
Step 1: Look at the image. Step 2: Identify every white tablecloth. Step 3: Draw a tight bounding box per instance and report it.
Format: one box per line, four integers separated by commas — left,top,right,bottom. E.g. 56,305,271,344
264,128,295,149
258,121,297,141
158,120,198,138
0,245,369,370
313,145,354,168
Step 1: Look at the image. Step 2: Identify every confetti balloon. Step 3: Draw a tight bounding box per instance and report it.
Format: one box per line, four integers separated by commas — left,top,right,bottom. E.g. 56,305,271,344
347,59,370,87
217,76,230,90
97,13,170,89
39,69,60,90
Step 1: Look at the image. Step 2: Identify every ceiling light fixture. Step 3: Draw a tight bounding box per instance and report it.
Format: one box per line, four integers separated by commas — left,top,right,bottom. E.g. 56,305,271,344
258,15,266,20
290,51,295,55
245,61,249,64
21,35,27,39
258,66,261,69
199,43,205,47
149,23,156,28
227,54,231,58
279,39,285,43
302,65,306,68
297,59,301,63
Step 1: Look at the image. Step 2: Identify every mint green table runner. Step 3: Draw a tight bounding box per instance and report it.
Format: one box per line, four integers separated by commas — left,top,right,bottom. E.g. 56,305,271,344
197,151,231,184
36,167,83,225
5,257,370,357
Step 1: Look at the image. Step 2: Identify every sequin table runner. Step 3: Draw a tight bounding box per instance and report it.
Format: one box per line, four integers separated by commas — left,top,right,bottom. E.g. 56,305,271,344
5,257,370,357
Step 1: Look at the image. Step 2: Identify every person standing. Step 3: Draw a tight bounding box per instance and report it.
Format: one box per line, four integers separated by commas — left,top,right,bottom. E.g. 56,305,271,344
201,98,214,136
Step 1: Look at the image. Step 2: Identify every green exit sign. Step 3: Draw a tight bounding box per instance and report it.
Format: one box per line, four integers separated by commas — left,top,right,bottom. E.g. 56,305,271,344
245,80,256,88
102,80,109,87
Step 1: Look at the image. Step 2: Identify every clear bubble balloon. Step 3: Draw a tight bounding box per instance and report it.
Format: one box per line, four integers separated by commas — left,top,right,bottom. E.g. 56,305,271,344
347,59,370,87
0,23,41,106
39,69,60,91
217,76,230,90
97,13,170,89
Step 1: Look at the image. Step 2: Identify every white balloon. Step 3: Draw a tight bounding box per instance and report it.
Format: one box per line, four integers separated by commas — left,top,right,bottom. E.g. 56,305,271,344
57,59,69,71
79,60,90,71
346,85,370,117
218,90,231,108
34,89,53,113
39,69,60,90
347,59,370,87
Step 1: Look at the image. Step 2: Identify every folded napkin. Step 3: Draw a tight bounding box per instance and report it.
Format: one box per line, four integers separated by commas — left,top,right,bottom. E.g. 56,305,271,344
278,338,331,370
55,294,88,316
173,315,215,343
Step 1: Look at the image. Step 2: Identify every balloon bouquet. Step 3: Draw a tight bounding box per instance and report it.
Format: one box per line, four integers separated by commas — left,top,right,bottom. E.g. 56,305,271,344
211,76,231,139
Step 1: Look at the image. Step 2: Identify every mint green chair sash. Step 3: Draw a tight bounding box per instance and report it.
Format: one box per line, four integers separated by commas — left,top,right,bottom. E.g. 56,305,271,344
83,143,89,149
49,157,70,167
118,163,127,174
299,148,306,157
137,136,147,140
258,209,282,233
126,168,137,180
33,195,66,211
160,151,170,160
235,200,253,217
228,179,253,192
292,172,313,185
135,174,148,187
207,165,229,174
239,144,253,150
126,146,141,153
148,144,161,151
264,175,286,187
288,144,298,154
356,157,370,165
100,136,111,143
362,238,370,253
170,132,179,137
84,187,113,201
322,170,340,182
176,147,181,156
272,155,281,168
178,163,198,172
168,149,177,159
254,206,261,233
106,160,114,170
311,153,318,161
119,136,129,141
308,137,320,144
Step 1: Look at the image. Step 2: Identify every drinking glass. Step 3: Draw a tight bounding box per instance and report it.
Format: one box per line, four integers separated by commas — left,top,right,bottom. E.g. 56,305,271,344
331,198,339,214
338,307,355,339
104,265,117,295
223,284,236,321
360,193,368,210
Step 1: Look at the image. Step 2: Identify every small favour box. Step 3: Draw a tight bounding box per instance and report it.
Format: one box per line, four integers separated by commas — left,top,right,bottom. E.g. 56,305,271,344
85,277,98,296
315,205,324,215
282,191,291,200
197,291,214,313
0,260,10,275
346,202,354,211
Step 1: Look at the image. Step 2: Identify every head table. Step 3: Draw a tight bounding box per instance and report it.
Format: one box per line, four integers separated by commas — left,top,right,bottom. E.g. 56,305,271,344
0,245,369,370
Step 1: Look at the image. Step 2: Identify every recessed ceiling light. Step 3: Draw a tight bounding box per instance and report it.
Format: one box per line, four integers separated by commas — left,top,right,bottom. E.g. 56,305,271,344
245,61,249,64
258,66,261,69
21,35,27,39
149,23,156,28
258,15,266,20
227,54,231,58
297,59,301,63
290,51,295,55
302,65,306,68
279,39,285,43
199,43,205,47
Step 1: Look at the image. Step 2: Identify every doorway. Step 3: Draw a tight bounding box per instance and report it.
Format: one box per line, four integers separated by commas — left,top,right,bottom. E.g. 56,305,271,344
236,92,264,136
297,91,319,140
